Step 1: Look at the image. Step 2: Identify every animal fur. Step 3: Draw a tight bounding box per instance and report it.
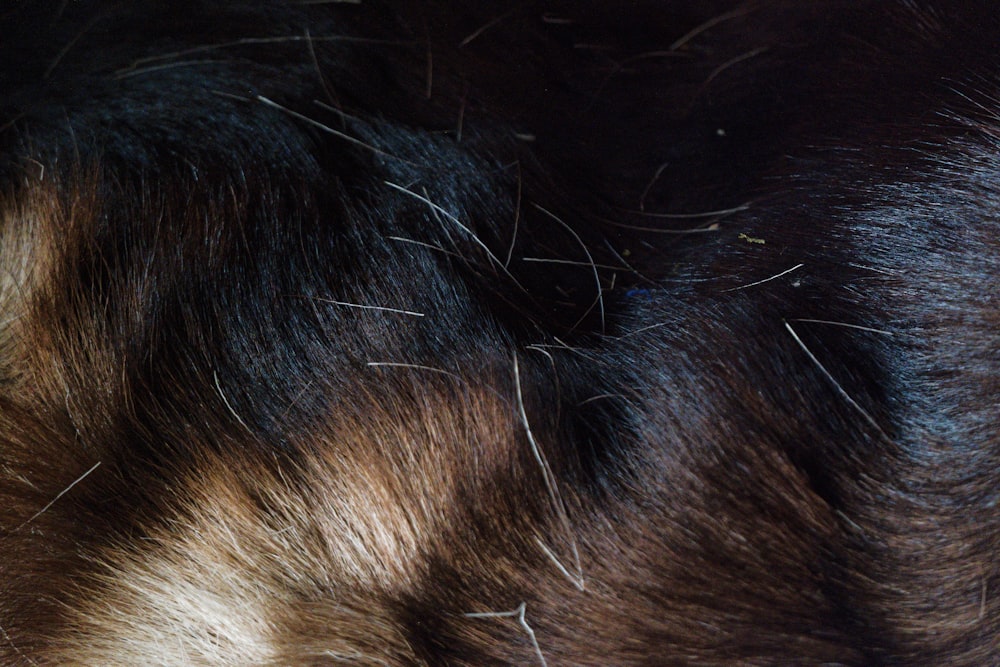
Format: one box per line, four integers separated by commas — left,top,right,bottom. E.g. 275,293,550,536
1,1,998,664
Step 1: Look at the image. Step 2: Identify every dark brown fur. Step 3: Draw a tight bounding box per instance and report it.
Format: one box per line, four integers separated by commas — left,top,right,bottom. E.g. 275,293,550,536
1,1,998,664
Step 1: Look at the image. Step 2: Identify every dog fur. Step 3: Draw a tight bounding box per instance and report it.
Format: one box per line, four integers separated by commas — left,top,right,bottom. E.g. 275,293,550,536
1,1,998,664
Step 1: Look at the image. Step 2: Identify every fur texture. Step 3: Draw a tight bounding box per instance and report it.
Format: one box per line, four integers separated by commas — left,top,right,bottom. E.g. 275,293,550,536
1,1,998,664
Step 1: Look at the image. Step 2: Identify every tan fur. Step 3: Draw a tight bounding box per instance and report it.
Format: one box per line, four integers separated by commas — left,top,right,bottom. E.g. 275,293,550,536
0,181,62,384
44,381,517,665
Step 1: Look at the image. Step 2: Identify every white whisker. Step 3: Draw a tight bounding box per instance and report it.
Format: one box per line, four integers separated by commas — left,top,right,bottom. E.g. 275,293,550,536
520,257,628,272
577,393,625,406
724,263,803,292
386,235,458,257
366,362,461,382
464,602,548,667
638,161,670,211
783,320,892,441
624,203,750,219
384,181,527,291
532,204,605,333
0,621,39,666
513,356,584,592
118,34,410,74
504,163,523,268
670,8,751,51
257,96,412,163
696,47,768,98
45,16,100,79
15,461,101,533
305,31,340,109
214,371,253,435
788,318,895,336
460,8,519,47
302,296,424,317
617,321,670,339
114,60,226,79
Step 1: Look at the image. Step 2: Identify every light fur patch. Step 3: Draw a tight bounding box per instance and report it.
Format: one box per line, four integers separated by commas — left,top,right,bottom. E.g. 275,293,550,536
0,181,62,382
51,386,512,665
